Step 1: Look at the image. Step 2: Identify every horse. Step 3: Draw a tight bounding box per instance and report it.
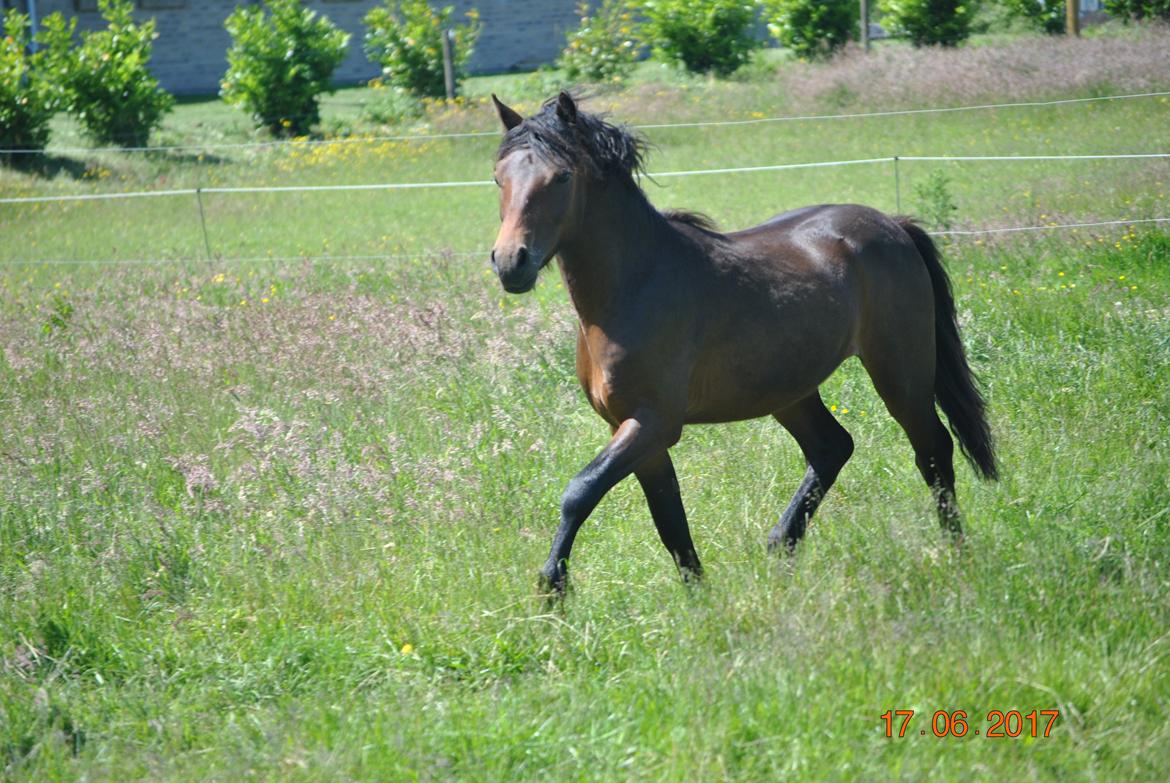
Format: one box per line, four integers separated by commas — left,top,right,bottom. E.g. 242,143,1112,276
488,92,997,595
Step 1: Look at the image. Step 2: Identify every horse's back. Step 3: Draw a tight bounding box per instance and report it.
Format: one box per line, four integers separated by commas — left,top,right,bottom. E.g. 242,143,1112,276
681,204,933,422
729,203,915,262
729,203,931,308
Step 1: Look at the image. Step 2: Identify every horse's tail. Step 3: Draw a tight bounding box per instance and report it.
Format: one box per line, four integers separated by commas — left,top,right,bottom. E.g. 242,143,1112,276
898,218,998,481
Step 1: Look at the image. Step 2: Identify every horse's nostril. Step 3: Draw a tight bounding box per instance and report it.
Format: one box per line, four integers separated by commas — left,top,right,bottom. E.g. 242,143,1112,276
490,249,498,271
517,246,529,267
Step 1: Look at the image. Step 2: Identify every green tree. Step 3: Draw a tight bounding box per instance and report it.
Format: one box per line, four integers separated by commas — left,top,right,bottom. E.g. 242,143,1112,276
880,0,979,46
363,1,481,98
65,0,174,147
764,0,857,61
1000,0,1065,33
1,10,73,161
1104,0,1170,20
640,0,760,77
558,0,641,83
222,0,350,136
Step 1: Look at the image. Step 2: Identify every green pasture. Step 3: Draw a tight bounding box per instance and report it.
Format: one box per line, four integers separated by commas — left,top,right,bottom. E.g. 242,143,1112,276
2,49,1169,781
2,73,1169,264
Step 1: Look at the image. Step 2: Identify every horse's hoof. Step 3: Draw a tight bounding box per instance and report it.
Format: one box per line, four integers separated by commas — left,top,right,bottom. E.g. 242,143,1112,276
766,534,799,557
537,568,567,602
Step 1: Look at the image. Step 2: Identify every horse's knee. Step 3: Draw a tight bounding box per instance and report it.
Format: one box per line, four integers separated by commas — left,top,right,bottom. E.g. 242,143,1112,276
560,475,593,523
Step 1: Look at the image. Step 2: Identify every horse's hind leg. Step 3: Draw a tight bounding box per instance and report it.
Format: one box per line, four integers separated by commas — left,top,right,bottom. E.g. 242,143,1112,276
634,451,702,582
864,361,962,538
768,393,855,552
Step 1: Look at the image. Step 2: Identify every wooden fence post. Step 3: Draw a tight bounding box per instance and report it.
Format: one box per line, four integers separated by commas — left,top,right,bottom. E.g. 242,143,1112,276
860,0,870,52
441,29,456,100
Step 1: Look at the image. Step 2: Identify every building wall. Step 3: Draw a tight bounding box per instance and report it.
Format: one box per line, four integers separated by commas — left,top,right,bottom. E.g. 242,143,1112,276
30,1,579,95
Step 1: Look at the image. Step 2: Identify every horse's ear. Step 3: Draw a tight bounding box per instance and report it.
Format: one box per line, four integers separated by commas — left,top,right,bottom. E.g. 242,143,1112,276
492,94,523,131
556,91,578,124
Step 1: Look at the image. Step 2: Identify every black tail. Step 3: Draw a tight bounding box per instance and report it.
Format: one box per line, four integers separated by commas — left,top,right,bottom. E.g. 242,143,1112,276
898,218,998,480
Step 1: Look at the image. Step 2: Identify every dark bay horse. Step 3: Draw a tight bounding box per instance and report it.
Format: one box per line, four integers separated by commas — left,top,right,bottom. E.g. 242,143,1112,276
489,93,997,594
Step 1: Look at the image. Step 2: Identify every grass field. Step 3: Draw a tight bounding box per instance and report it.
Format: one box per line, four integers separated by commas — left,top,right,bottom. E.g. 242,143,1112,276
2,30,1169,781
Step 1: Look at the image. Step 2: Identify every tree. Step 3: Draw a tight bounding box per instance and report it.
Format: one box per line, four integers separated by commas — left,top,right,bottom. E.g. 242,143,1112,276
63,0,174,147
1103,0,1170,20
880,0,980,46
640,0,760,76
363,1,481,98
222,0,350,136
764,0,857,61
1,10,73,160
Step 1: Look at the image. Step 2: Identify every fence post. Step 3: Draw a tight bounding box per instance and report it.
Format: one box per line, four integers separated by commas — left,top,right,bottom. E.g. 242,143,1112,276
195,188,213,262
1066,0,1080,37
441,29,456,100
860,0,870,52
893,156,901,213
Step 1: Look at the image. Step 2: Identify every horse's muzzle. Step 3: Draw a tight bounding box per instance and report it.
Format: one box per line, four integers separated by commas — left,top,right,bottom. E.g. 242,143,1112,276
491,245,539,294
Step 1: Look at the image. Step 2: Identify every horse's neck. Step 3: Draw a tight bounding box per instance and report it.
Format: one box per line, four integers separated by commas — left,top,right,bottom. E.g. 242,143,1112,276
556,184,673,327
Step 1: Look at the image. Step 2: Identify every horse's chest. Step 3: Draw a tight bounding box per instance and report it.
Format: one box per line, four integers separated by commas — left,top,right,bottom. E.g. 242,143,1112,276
575,327,626,426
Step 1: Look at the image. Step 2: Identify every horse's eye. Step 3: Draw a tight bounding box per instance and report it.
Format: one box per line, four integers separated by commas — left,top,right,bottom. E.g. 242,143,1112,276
554,170,572,184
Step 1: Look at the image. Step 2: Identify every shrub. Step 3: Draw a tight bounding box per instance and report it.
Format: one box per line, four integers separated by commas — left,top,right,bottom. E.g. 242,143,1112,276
362,79,425,125
880,0,979,47
764,0,856,61
640,0,760,76
1,10,73,160
1000,0,1065,33
59,0,173,148
914,169,958,230
222,0,350,136
558,0,641,83
363,1,481,99
1104,0,1170,20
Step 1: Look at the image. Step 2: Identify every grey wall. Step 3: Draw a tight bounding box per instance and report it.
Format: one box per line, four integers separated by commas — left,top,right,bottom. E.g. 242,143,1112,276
32,1,579,95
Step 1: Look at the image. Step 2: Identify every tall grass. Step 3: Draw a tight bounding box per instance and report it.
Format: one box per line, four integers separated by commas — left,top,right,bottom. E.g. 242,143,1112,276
2,227,1167,780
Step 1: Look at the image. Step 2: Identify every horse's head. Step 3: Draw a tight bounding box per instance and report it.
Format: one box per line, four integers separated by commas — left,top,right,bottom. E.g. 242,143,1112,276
489,92,588,294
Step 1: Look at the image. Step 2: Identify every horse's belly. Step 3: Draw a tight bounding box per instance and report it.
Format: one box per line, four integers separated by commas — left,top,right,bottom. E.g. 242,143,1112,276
684,341,852,423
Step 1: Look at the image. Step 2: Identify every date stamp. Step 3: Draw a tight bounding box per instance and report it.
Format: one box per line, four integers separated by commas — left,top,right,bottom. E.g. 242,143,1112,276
881,709,1059,738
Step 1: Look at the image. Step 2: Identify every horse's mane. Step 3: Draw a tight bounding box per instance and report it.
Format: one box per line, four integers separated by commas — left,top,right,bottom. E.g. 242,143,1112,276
497,96,722,236
662,209,721,235
497,96,647,180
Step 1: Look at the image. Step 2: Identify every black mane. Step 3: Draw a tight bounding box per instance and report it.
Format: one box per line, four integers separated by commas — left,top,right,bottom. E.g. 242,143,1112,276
497,96,721,235
497,96,647,180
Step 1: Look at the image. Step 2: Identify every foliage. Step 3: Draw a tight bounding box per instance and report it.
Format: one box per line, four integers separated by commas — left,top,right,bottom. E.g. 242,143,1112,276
880,0,979,46
62,0,174,148
639,0,760,76
999,0,1065,33
0,10,72,160
361,78,425,125
363,1,481,99
1104,0,1170,20
222,0,350,137
763,0,856,61
558,0,641,83
913,169,959,230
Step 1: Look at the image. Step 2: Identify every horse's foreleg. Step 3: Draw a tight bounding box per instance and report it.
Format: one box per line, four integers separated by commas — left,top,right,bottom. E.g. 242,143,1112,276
540,414,677,595
768,393,855,552
634,451,702,583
